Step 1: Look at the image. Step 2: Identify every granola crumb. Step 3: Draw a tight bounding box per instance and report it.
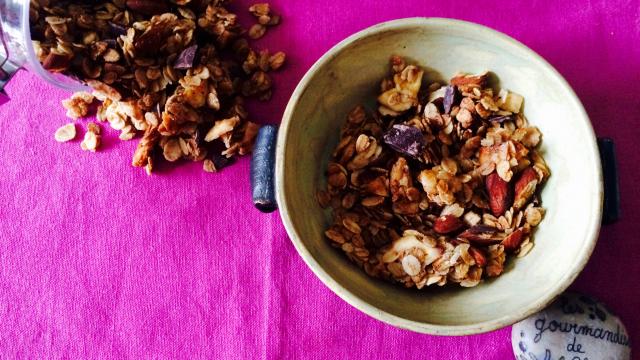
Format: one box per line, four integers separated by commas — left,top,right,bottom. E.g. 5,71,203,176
248,24,266,39
61,92,95,119
268,52,286,70
81,125,101,152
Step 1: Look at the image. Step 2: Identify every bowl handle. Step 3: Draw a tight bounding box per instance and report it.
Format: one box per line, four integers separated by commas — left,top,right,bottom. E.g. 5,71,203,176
598,138,620,224
251,125,278,213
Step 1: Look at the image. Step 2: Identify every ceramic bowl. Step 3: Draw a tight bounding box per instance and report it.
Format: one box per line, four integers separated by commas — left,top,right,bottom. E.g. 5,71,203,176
275,18,602,335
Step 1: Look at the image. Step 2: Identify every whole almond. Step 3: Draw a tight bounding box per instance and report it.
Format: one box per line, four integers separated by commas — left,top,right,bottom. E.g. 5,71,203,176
502,228,525,252
126,0,169,16
433,215,464,234
486,172,513,217
513,167,538,210
134,26,170,56
42,52,71,72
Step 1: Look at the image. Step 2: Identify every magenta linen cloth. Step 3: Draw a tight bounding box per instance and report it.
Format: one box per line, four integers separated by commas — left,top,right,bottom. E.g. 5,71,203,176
1,0,639,359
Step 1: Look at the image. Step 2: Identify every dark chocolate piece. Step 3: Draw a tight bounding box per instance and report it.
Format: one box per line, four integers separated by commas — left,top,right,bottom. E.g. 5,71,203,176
383,124,425,158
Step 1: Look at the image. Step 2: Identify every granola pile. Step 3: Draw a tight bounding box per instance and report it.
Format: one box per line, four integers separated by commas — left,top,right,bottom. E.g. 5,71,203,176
31,0,285,174
318,56,550,289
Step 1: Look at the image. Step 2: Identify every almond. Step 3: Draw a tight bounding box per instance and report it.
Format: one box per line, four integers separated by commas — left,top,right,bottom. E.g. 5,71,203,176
486,172,513,217
126,0,170,16
133,16,175,56
54,123,76,142
458,225,505,245
502,228,525,252
468,247,487,267
433,215,464,234
42,52,71,72
513,167,538,210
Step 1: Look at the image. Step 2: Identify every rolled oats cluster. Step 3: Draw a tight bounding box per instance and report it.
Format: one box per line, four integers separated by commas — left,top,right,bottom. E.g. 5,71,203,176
318,56,550,289
31,0,285,174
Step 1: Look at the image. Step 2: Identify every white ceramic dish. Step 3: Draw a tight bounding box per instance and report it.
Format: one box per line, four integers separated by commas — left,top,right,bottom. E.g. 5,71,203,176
273,17,603,335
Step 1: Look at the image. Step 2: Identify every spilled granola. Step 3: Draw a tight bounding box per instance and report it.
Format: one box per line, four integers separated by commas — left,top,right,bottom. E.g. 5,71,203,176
32,0,285,173
318,56,549,289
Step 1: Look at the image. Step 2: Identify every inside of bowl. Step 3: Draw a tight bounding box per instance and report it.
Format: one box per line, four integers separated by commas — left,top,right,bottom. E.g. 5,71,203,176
279,19,602,332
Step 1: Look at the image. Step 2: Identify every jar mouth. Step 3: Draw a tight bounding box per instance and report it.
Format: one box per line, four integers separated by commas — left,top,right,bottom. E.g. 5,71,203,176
19,2,89,92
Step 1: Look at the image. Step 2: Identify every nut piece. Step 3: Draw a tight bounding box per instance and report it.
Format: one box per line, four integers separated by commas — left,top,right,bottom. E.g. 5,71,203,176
54,124,77,143
502,228,525,252
458,225,505,245
42,52,71,72
469,247,487,267
486,172,513,217
433,215,464,234
513,167,538,209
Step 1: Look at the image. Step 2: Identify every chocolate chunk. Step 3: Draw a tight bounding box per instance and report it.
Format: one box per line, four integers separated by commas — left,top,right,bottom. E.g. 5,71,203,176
458,225,505,244
443,85,457,114
212,154,235,171
174,44,198,70
488,115,514,123
104,38,118,48
383,124,425,158
108,22,127,37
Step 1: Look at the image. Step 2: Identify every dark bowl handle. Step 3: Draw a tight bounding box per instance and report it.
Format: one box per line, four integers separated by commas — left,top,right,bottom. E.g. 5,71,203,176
250,130,621,222
598,138,620,224
251,125,278,213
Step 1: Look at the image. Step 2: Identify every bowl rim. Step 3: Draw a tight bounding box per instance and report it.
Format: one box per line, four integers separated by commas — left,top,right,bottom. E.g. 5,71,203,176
275,17,603,336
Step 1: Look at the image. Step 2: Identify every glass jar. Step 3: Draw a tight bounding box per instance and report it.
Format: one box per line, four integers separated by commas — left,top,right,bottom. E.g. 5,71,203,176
0,0,88,92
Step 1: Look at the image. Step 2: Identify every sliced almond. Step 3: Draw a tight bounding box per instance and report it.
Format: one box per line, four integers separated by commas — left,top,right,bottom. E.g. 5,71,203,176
54,123,77,142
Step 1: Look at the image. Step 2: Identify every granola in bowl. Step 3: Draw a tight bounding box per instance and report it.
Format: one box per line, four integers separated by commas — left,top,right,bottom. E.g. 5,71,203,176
318,56,550,289
30,0,285,174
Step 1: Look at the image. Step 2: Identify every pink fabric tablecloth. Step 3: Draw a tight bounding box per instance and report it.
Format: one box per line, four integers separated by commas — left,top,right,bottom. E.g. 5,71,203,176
1,1,639,359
